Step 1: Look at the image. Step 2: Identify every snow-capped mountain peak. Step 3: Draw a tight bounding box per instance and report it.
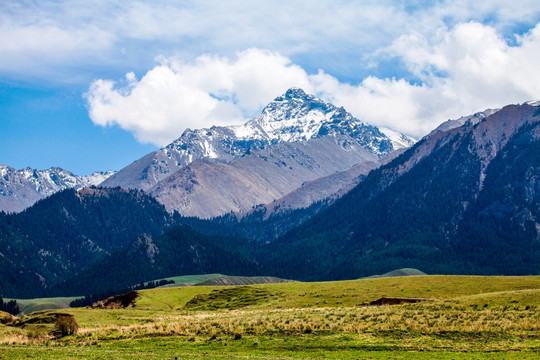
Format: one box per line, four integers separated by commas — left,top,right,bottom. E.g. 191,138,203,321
247,88,346,143
171,87,415,153
102,88,416,192
379,127,417,149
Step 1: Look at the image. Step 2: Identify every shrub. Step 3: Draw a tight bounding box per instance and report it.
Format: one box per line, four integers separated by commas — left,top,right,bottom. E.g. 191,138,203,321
53,315,79,337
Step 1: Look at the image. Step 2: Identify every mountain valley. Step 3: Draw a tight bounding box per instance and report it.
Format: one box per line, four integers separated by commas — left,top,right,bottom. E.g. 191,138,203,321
0,90,538,300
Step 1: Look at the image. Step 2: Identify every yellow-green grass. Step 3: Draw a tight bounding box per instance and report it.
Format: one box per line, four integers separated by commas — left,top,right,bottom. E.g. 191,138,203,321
0,311,15,324
6,274,218,316
1,275,539,358
137,275,540,311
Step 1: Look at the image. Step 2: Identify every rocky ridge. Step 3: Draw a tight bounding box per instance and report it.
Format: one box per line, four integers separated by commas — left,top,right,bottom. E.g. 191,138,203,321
0,165,114,213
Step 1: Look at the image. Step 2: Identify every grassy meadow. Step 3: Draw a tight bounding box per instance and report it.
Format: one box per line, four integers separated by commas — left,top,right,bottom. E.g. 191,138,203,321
7,297,80,316
0,275,539,359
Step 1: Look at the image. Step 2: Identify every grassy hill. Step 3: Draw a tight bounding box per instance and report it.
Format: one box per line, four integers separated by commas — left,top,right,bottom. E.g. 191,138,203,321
5,274,293,316
134,275,540,311
155,274,292,287
8,297,79,316
195,275,293,286
365,267,427,278
0,275,538,359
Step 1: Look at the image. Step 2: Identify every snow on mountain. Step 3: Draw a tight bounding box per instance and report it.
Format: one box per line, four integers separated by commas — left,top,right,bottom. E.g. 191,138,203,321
0,165,115,213
103,88,416,192
18,167,115,197
81,170,116,187
379,127,416,149
237,87,415,153
427,108,501,137
174,87,415,157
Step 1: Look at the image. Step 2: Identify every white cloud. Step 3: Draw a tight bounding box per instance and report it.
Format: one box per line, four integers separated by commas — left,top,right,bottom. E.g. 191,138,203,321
87,21,540,144
86,49,312,145
322,22,540,136
378,22,540,130
3,1,540,83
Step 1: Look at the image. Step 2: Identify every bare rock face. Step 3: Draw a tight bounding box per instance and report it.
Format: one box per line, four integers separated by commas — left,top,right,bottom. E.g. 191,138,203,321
150,137,383,218
127,234,159,264
104,88,416,218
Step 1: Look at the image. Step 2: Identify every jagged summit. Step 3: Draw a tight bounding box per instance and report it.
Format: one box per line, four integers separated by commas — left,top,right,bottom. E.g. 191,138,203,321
272,87,318,102
427,108,501,138
261,87,339,120
172,87,412,152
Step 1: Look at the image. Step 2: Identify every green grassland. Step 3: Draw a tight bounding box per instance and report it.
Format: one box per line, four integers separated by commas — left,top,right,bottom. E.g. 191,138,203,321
2,275,219,317
0,275,539,359
5,274,289,317
7,297,80,316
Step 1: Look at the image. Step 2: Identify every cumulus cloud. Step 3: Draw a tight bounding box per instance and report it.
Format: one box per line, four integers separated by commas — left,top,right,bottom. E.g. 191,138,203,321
321,22,540,136
86,49,312,145
376,22,540,132
87,21,540,144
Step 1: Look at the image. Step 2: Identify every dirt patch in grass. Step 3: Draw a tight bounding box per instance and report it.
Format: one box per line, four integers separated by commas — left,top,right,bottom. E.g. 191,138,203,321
369,297,433,306
92,291,139,309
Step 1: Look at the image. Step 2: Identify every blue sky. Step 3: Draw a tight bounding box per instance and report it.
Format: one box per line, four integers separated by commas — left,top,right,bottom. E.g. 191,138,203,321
2,1,540,174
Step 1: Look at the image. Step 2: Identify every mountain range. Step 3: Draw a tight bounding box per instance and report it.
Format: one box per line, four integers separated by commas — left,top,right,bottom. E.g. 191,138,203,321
1,88,414,218
0,166,114,213
0,89,538,298
102,88,415,218
50,100,540,296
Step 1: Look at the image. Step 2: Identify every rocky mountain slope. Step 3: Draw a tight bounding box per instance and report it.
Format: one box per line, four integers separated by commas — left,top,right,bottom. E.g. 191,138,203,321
0,165,114,213
149,137,382,218
103,88,415,218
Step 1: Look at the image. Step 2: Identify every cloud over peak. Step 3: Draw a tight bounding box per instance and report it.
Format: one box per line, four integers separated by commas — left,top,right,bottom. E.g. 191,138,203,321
86,49,312,145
